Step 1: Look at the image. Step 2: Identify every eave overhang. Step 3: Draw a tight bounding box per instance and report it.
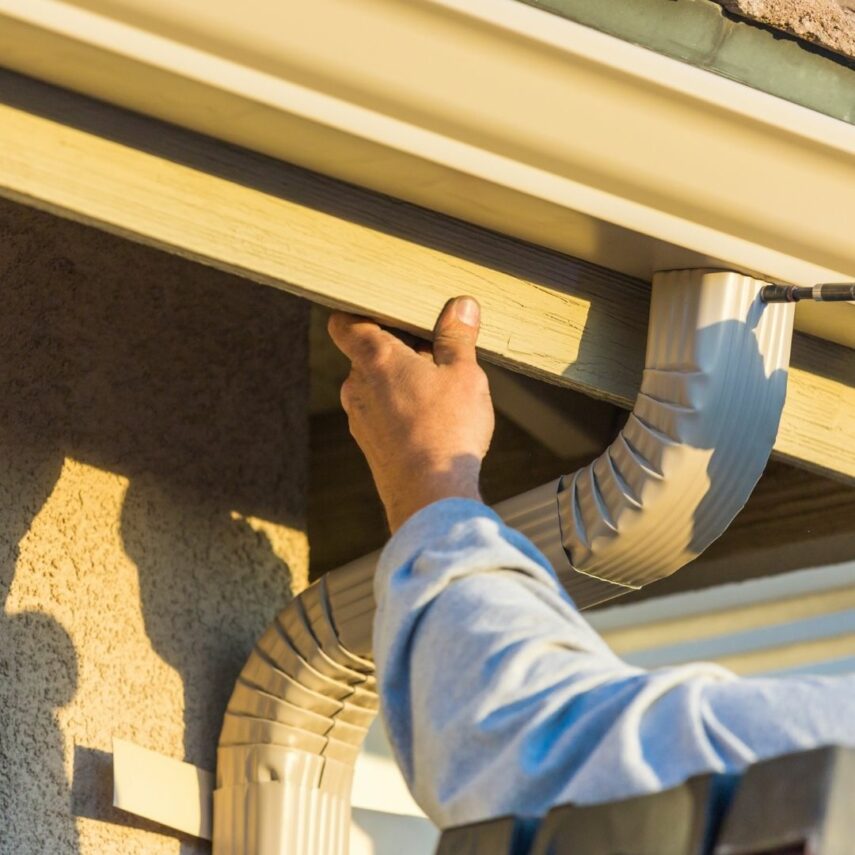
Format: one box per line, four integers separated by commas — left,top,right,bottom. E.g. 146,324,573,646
0,0,853,348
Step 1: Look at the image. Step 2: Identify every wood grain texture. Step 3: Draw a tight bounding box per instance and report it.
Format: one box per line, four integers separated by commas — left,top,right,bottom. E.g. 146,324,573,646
0,70,851,482
483,363,619,461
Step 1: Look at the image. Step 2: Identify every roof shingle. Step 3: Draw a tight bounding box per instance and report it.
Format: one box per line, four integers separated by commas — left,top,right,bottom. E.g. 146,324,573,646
716,0,855,59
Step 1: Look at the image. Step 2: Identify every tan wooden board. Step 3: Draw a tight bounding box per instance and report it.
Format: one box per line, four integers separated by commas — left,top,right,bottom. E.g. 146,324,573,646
0,71,852,483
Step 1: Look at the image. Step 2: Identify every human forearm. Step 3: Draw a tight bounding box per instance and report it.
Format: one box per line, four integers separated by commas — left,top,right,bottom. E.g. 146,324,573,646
328,295,855,829
374,500,855,827
374,498,631,824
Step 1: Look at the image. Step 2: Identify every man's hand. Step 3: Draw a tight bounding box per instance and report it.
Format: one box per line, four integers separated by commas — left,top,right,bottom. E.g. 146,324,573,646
328,296,494,532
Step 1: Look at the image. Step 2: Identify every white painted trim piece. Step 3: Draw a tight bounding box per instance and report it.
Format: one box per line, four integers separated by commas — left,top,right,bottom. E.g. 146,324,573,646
764,654,855,677
112,737,213,839
716,632,855,675
590,569,855,672
351,808,439,855
624,610,855,669
587,563,855,677
353,721,426,819
589,561,855,631
353,754,425,819
111,738,429,842
0,0,853,346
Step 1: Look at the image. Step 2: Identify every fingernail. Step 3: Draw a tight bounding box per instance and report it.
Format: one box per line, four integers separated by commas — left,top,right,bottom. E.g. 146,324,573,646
454,297,480,327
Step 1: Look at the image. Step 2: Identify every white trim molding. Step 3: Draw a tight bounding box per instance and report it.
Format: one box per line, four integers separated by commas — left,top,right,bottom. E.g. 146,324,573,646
589,561,855,675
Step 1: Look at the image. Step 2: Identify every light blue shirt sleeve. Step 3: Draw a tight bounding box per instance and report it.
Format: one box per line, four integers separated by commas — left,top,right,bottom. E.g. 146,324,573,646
373,498,855,828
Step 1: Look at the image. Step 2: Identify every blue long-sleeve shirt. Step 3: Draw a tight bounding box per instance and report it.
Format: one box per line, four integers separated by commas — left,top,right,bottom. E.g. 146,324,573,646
373,499,855,828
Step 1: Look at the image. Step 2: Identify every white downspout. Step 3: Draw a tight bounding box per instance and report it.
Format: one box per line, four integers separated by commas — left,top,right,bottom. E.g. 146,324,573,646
212,269,795,854
498,269,795,604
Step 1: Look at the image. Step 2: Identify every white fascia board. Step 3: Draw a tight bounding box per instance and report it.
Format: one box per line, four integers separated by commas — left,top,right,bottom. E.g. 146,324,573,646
588,561,855,637
588,561,855,676
0,0,853,346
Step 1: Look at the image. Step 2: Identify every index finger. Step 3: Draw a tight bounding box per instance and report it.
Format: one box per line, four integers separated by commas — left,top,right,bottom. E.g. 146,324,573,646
327,311,408,365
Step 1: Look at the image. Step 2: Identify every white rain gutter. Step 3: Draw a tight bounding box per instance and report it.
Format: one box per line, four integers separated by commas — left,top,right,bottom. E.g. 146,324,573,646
0,0,852,348
213,269,796,853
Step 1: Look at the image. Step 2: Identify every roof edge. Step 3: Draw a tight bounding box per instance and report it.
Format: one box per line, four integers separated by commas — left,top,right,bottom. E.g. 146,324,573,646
0,0,853,346
524,0,855,124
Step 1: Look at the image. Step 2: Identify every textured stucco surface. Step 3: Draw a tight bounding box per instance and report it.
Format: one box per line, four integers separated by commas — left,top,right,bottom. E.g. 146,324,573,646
0,198,309,853
717,0,855,57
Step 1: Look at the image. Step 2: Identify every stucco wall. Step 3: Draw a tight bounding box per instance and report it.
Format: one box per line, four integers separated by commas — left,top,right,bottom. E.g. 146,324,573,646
0,198,309,854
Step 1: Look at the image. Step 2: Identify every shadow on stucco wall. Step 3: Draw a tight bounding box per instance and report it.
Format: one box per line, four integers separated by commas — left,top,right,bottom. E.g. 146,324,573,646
0,197,308,853
0,429,75,853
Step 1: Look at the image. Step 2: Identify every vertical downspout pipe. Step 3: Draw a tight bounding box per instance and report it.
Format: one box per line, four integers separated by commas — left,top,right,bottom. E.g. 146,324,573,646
213,270,795,854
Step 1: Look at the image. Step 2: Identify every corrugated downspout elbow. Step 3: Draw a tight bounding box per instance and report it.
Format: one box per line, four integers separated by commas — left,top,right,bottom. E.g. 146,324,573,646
214,555,376,853
214,269,795,853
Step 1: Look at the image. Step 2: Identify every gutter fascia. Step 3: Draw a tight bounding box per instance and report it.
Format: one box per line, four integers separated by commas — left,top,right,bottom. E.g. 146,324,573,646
0,0,852,347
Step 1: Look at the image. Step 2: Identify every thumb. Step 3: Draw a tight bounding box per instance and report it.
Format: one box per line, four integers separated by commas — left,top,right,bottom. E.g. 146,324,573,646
433,296,481,366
